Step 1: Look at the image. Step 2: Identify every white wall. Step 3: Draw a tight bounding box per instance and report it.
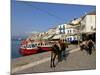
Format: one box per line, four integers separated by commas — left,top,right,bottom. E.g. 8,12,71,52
65,28,77,34
86,15,96,32
56,27,59,34
47,28,57,35
81,15,96,33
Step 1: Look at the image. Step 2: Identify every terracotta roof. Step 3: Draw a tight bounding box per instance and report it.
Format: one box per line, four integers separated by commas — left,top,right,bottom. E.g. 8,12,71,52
87,11,96,15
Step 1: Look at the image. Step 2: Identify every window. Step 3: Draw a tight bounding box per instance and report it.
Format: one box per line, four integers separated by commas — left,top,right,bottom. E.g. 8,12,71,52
32,44,35,47
74,37,76,40
67,38,69,41
27,45,31,48
38,43,40,46
70,30,71,33
63,30,65,34
41,43,43,45
63,25,65,29
70,38,72,41
35,44,37,46
91,26,93,30
67,38,72,41
59,26,62,30
67,30,69,33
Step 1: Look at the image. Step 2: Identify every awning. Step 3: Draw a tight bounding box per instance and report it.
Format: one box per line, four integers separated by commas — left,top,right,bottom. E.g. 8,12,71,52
42,35,54,40
81,31,96,34
52,34,63,39
30,36,42,40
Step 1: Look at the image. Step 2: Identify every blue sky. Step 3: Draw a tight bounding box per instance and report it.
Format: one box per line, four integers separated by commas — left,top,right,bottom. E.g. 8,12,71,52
11,0,96,36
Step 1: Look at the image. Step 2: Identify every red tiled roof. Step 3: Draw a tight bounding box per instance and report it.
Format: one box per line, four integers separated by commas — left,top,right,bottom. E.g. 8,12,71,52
87,11,96,15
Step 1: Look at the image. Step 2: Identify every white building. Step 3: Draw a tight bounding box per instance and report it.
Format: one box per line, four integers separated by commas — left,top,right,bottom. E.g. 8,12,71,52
56,26,60,34
80,11,96,33
46,27,57,35
70,17,82,25
65,24,78,42
65,24,78,35
57,24,78,34
56,24,78,42
57,24,66,34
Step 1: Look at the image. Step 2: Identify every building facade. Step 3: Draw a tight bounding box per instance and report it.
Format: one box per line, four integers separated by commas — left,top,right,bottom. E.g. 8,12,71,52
80,12,96,33
46,27,57,35
57,24,78,42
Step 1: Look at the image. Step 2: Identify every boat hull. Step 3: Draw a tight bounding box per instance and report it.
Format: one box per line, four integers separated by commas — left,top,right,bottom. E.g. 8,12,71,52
19,48,39,56
38,47,52,51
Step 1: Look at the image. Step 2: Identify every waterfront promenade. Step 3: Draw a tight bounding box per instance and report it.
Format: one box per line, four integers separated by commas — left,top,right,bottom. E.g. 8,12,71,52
11,45,96,74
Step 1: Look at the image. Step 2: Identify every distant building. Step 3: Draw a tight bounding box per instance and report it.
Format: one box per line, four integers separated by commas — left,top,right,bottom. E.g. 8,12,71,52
70,17,82,25
56,26,60,34
46,27,57,35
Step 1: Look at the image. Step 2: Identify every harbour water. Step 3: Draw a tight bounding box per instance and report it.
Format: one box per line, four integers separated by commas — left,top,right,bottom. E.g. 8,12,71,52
11,40,22,59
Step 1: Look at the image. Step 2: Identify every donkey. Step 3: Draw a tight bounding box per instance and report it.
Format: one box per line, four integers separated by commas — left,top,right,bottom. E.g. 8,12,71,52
80,39,94,55
50,43,60,68
87,39,95,55
50,41,68,68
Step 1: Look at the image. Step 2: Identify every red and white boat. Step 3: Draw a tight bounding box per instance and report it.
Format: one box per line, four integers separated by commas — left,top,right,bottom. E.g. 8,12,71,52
19,40,53,56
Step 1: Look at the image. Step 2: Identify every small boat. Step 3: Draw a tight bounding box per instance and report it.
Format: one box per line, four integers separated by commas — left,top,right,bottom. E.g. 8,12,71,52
19,40,53,56
19,43,40,56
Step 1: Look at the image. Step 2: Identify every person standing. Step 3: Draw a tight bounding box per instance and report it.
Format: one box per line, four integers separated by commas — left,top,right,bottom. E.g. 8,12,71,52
87,39,94,55
55,41,62,62
58,39,68,61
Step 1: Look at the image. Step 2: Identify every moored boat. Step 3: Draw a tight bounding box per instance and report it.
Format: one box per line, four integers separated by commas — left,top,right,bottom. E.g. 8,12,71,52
19,42,40,56
19,40,53,56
